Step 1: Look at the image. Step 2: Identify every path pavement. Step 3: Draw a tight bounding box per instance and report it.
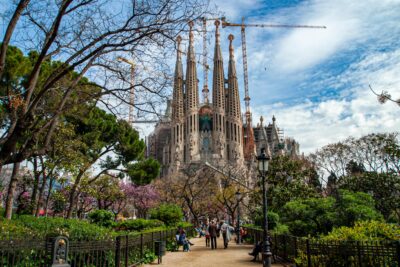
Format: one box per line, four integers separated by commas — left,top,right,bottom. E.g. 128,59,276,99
143,236,285,267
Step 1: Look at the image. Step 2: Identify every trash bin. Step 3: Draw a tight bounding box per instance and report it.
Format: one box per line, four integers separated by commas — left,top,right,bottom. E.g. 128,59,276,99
154,240,166,256
154,240,166,264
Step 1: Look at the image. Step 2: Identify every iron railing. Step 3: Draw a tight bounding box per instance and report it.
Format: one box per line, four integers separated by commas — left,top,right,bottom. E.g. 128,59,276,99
247,228,400,267
0,226,194,267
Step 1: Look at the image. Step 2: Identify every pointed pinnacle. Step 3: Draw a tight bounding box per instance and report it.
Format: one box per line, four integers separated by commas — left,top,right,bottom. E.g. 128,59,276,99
176,35,182,58
215,20,220,44
188,21,194,43
228,34,234,57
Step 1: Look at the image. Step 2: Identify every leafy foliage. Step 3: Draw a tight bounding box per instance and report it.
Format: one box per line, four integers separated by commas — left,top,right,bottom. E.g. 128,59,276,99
254,210,280,230
0,215,115,240
149,204,183,226
115,219,164,231
127,158,160,185
280,190,382,236
322,220,400,241
88,210,115,228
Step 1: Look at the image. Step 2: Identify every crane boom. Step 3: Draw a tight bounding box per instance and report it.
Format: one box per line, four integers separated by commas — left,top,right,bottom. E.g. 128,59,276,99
222,21,326,29
221,17,326,162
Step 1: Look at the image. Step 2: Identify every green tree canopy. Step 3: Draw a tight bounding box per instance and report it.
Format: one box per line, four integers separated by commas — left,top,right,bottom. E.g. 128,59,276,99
280,190,382,236
149,204,183,226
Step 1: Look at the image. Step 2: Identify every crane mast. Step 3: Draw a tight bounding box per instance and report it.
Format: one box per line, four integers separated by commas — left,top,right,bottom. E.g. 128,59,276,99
202,18,209,104
221,17,326,161
240,17,251,115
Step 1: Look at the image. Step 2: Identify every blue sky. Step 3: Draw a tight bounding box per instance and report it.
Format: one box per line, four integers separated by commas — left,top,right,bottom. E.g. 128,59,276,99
209,0,400,153
1,0,399,154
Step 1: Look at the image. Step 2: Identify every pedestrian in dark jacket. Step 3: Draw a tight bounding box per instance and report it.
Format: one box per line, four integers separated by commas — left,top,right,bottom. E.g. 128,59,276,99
208,221,218,250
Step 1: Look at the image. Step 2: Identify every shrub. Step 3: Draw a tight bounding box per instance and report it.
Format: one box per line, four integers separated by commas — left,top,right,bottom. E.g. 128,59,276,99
116,219,164,231
0,215,115,240
280,191,383,236
272,223,290,235
254,210,280,230
0,218,30,239
149,204,183,226
335,190,383,226
322,220,400,241
88,209,115,228
142,249,157,264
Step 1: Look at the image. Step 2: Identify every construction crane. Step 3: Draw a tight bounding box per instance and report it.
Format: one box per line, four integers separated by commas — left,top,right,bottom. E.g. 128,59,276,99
221,17,326,160
117,57,135,124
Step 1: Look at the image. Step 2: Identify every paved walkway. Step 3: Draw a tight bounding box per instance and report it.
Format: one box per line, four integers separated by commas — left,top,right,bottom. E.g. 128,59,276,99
143,236,285,267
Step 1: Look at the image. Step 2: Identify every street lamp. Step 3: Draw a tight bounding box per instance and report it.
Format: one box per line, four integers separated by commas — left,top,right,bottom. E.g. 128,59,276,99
256,147,272,267
235,189,241,244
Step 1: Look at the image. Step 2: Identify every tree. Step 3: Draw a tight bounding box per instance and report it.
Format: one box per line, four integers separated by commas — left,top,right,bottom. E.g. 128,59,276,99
131,184,159,218
64,107,159,218
155,165,220,223
215,182,245,225
341,172,400,222
369,85,400,108
149,203,183,226
251,155,321,213
280,190,382,236
0,0,208,167
309,133,400,182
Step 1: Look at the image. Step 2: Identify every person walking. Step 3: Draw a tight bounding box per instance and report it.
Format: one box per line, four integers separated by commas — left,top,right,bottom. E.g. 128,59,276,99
220,221,234,249
204,222,210,247
208,220,218,250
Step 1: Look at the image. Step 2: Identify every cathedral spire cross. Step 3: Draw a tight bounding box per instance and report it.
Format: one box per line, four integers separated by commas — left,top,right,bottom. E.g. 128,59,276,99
228,34,234,57
215,20,221,44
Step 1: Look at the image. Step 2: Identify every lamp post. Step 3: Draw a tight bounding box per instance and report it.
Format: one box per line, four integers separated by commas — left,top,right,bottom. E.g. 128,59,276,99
235,189,241,244
256,147,272,267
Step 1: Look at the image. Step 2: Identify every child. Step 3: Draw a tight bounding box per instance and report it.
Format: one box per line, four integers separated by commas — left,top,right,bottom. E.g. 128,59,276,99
205,223,210,247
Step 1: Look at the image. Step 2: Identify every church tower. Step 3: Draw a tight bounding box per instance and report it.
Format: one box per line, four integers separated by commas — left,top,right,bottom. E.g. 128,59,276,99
226,34,244,163
171,36,185,168
212,20,226,159
185,21,200,162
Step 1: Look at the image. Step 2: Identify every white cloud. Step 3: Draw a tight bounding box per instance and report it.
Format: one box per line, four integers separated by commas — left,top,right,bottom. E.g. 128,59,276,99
210,0,261,20
254,48,400,154
269,0,400,73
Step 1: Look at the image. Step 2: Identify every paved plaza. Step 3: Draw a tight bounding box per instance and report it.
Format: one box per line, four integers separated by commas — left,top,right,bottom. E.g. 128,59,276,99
144,236,285,267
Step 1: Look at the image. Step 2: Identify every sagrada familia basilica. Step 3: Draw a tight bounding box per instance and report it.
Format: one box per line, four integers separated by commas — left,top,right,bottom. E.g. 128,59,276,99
147,21,299,177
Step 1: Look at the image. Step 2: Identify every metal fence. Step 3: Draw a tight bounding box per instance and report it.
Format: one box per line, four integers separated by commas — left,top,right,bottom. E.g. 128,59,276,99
247,228,400,267
0,227,194,267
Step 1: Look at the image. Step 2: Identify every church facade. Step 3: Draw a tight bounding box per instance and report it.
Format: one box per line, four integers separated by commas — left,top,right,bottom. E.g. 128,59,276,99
147,21,299,177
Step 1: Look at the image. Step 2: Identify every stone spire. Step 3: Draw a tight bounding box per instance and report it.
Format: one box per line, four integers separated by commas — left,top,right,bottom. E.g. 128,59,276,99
227,34,241,119
226,34,243,163
172,35,184,123
212,20,226,159
170,35,185,169
185,21,200,162
212,20,225,111
185,21,199,112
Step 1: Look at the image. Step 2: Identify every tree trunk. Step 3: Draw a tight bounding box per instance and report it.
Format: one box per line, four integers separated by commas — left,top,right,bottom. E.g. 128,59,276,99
30,157,40,215
5,162,20,219
0,0,30,78
66,170,85,219
35,167,49,217
44,177,55,217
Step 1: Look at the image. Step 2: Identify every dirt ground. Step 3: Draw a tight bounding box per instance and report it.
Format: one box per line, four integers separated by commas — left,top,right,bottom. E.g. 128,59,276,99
143,235,285,267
